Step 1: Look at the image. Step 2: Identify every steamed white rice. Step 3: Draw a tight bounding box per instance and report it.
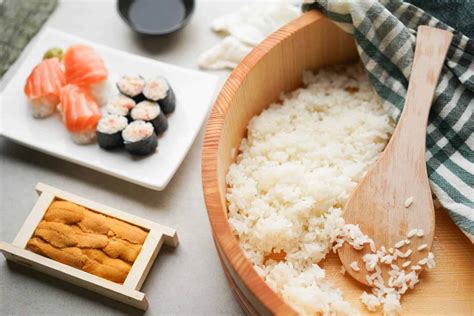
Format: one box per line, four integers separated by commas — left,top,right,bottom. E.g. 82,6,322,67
226,64,394,315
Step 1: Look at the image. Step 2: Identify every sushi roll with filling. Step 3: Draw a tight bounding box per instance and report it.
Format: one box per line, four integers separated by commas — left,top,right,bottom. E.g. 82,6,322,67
122,121,157,155
143,77,176,114
117,75,145,102
105,94,136,119
96,114,128,149
130,101,168,135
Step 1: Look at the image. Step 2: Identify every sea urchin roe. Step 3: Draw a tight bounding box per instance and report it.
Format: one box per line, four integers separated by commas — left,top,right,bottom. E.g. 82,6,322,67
26,200,147,284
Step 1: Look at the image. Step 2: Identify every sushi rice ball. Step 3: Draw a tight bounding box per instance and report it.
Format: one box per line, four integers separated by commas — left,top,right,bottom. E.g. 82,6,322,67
131,101,168,135
89,80,113,107
117,75,145,102
143,77,176,114
105,94,136,118
59,84,101,145
122,120,158,155
24,57,66,118
63,44,109,106
96,114,128,149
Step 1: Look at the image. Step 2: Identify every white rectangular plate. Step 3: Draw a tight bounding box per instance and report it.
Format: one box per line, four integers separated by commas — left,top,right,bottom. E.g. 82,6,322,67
0,28,218,190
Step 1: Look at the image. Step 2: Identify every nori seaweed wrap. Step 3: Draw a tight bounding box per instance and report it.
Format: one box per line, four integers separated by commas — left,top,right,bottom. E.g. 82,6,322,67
142,76,176,114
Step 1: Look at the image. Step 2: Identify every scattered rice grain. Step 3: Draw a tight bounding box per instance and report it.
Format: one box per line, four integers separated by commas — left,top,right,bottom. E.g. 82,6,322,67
418,258,428,265
404,196,414,208
394,240,405,249
350,261,361,271
417,244,428,251
407,229,418,238
402,261,412,268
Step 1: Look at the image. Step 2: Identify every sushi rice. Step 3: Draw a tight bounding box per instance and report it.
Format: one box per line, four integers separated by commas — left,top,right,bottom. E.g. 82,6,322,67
143,77,169,101
97,114,128,134
89,80,113,107
97,114,128,149
117,75,145,99
122,120,158,155
130,100,168,135
30,98,58,118
70,131,97,145
105,94,136,116
131,101,160,121
122,120,154,142
143,76,176,114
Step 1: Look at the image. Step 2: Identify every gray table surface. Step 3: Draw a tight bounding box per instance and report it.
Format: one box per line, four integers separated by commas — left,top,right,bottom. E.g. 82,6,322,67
0,1,248,315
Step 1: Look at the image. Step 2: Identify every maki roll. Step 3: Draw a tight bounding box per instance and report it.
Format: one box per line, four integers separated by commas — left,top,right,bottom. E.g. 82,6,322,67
122,121,157,155
130,101,168,135
96,114,128,149
143,77,176,114
117,75,145,102
105,94,136,119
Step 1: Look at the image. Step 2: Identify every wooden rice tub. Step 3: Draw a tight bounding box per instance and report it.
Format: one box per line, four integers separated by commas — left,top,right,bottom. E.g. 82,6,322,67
202,11,473,315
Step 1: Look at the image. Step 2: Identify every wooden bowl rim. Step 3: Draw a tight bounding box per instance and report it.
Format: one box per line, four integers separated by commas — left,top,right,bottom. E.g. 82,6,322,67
201,11,328,315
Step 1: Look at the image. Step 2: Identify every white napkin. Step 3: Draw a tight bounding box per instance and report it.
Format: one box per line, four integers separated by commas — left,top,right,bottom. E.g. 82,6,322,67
198,2,301,70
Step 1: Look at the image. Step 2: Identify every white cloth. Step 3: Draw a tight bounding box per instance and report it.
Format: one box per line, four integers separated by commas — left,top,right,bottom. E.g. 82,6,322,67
198,2,301,70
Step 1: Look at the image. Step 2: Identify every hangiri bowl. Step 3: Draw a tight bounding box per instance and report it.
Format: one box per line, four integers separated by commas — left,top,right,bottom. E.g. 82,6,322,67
201,11,473,316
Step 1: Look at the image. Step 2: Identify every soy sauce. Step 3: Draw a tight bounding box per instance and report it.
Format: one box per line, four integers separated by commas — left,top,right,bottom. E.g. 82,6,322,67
123,0,192,34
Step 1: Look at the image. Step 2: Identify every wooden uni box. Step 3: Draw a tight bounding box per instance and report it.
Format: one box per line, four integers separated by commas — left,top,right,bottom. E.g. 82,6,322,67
0,183,178,310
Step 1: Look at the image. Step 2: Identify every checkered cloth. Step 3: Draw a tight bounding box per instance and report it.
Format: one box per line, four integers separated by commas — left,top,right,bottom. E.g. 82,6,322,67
304,0,474,242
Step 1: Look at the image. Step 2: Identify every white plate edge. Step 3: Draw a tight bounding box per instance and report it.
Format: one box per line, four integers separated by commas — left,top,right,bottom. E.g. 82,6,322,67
1,27,220,191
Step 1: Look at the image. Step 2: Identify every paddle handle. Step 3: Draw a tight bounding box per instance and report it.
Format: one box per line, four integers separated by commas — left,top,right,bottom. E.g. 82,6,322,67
390,26,452,160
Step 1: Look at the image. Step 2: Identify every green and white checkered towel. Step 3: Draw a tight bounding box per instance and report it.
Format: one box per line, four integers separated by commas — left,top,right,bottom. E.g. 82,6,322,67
304,0,474,242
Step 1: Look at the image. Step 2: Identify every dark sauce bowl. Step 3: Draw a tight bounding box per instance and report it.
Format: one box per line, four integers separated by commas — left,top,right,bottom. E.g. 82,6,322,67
117,0,195,36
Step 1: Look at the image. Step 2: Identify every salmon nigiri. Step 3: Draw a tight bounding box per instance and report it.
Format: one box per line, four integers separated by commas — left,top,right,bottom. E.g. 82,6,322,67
63,44,108,87
24,57,66,118
59,84,101,144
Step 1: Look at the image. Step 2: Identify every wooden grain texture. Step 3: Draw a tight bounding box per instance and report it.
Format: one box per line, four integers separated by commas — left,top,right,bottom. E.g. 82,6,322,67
124,231,164,290
201,12,474,315
0,242,149,310
35,183,179,247
339,26,453,286
0,183,179,311
220,209,473,315
12,191,55,248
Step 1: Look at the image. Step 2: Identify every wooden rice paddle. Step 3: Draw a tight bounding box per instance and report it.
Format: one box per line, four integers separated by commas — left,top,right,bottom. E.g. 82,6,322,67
338,26,453,286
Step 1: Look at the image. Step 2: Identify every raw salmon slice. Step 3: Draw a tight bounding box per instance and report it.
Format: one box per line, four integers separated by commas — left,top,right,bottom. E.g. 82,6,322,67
59,84,101,144
24,57,66,118
63,44,108,87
